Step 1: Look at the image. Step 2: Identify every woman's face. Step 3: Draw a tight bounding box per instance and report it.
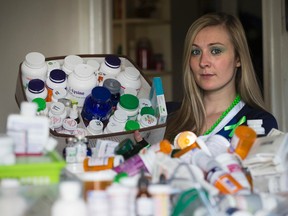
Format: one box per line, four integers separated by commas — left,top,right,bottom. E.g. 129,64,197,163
190,25,240,94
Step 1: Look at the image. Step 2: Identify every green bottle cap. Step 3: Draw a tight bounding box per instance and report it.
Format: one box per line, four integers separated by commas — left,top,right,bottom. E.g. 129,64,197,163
140,106,155,116
125,120,140,131
32,98,46,112
119,94,139,110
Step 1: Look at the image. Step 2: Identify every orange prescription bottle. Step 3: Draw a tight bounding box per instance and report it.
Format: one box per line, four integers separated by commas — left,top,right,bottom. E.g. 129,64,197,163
148,139,173,155
173,131,197,149
83,155,124,172
230,125,257,160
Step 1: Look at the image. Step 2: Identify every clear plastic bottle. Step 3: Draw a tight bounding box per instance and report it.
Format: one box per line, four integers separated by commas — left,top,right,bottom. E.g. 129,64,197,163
21,52,47,89
51,181,87,216
25,79,48,102
46,69,67,102
81,86,113,126
116,66,142,94
62,55,84,76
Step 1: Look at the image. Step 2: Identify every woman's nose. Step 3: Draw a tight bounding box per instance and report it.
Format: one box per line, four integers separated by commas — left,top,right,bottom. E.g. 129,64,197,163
199,52,211,68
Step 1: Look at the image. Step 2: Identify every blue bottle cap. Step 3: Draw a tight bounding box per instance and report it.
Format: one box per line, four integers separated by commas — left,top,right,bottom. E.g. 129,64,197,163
91,86,111,102
28,79,45,93
105,55,121,69
49,69,66,83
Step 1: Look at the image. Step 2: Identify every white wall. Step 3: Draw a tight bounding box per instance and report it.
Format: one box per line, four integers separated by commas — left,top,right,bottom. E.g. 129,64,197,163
262,0,288,132
0,0,111,132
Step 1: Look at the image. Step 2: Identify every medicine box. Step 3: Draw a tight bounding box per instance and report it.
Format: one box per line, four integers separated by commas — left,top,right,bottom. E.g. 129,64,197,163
15,54,167,154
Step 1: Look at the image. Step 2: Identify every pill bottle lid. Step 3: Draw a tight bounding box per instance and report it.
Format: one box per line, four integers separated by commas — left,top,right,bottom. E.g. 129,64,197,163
113,109,128,123
87,119,104,135
119,94,139,110
32,97,46,112
140,114,157,127
92,86,111,102
140,106,155,116
86,59,100,71
158,139,173,154
63,118,78,131
124,67,140,80
125,120,140,131
63,55,83,71
103,78,121,94
28,79,45,93
49,69,66,83
49,116,62,128
74,63,95,79
174,131,197,149
105,55,121,69
25,52,46,68
50,102,65,115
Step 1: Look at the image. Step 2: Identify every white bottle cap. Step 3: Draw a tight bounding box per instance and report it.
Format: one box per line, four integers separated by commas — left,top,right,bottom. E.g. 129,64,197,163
74,63,95,79
62,118,78,131
25,52,46,69
62,55,83,75
50,102,66,116
139,114,157,128
87,119,104,135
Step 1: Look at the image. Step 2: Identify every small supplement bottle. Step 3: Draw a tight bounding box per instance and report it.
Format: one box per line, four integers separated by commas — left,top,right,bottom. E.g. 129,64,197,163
247,119,265,137
117,94,139,120
32,97,48,116
46,69,67,102
21,52,47,89
46,60,61,77
116,66,142,94
103,78,121,109
83,155,124,172
49,116,63,132
137,106,155,121
62,55,84,76
67,63,97,107
104,121,125,134
52,88,68,102
62,118,78,134
97,55,121,84
109,109,128,127
68,104,80,124
87,119,104,135
25,79,48,102
48,102,68,122
139,114,157,128
81,86,113,125
230,125,257,160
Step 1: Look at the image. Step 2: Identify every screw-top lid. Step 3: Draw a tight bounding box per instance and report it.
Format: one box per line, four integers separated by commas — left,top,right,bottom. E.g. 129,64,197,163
63,118,78,131
28,79,45,94
124,67,140,80
49,69,66,83
32,97,46,112
50,102,65,116
125,120,140,131
63,55,83,71
74,63,95,79
103,78,121,94
20,101,37,116
87,119,104,135
140,107,155,116
105,55,121,69
92,86,111,102
140,114,157,128
174,131,197,149
25,52,46,68
119,94,139,110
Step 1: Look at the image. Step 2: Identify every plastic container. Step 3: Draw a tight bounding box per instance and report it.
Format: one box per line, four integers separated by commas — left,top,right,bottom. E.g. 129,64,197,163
174,131,198,149
139,114,157,128
25,79,48,102
103,78,121,109
52,88,68,102
21,52,47,89
49,116,63,132
117,66,142,95
98,55,121,83
81,86,113,125
83,155,124,171
6,102,50,155
137,106,155,121
104,121,125,134
62,118,78,134
67,63,97,107
51,181,88,216
117,94,139,120
247,119,265,137
108,109,128,127
46,60,61,77
86,119,104,135
62,55,84,76
148,139,173,155
46,69,67,102
48,102,68,122
230,126,257,160
68,104,80,124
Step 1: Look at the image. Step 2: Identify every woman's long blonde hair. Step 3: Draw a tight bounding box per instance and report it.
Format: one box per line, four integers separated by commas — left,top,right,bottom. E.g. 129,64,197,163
165,12,266,142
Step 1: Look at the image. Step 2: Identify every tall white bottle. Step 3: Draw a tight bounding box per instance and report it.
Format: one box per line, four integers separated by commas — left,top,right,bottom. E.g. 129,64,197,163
51,181,87,216
6,101,50,155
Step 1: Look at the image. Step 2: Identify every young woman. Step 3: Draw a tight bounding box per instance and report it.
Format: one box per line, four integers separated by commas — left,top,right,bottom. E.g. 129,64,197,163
164,12,278,142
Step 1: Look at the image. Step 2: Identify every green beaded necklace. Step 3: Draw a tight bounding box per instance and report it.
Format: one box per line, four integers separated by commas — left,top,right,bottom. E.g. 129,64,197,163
203,94,241,135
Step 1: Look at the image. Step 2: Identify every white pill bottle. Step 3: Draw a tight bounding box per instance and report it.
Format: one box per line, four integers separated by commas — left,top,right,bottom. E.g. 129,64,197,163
21,52,48,89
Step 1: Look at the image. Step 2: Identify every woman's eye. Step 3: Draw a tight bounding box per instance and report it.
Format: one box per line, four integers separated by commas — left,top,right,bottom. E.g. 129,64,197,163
191,49,201,56
211,48,222,55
